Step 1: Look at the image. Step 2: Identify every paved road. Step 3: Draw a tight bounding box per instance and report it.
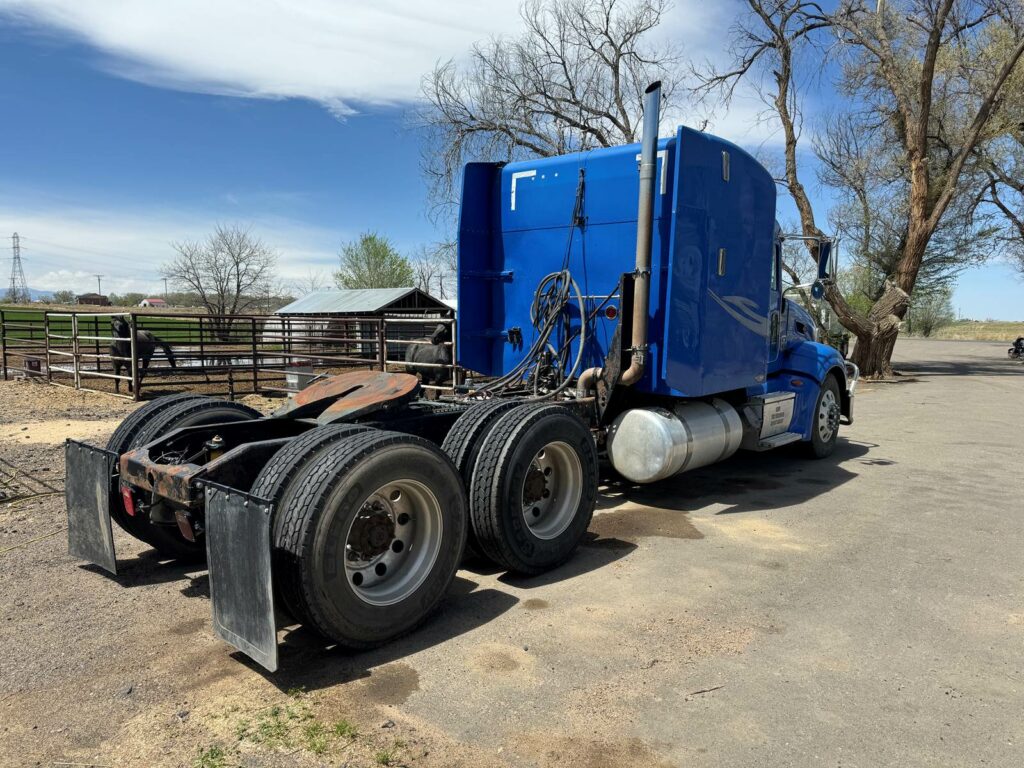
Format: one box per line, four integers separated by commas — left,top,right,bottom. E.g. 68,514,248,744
2,338,1022,767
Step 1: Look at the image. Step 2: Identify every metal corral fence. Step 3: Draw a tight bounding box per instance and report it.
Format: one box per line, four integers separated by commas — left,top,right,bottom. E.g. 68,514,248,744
0,309,459,400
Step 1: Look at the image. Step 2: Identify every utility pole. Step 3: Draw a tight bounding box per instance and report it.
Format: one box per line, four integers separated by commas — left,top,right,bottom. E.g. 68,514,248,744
7,233,29,303
94,274,104,295
163,277,169,298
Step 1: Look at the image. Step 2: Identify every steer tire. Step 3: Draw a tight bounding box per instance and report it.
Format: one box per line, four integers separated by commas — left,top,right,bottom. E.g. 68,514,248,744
469,404,598,575
105,394,210,534
125,398,262,559
250,423,375,622
804,374,841,459
273,430,467,648
441,398,522,560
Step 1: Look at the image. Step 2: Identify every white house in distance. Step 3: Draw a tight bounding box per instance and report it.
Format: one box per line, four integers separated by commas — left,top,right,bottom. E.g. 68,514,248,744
139,297,168,308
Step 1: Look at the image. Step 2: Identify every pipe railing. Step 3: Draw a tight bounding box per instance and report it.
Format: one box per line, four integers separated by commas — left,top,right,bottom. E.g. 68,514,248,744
0,308,459,399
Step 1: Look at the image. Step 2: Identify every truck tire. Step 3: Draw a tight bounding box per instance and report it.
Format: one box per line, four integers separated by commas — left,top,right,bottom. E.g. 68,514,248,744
805,374,841,459
273,430,467,647
250,423,375,622
105,393,210,533
124,398,262,559
440,398,522,560
469,404,598,575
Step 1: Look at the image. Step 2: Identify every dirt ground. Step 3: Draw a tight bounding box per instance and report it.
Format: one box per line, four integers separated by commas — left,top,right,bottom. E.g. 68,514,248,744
1,339,1022,768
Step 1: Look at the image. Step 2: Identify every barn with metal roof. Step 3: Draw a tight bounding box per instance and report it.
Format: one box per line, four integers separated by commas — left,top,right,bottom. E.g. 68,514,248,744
275,287,449,316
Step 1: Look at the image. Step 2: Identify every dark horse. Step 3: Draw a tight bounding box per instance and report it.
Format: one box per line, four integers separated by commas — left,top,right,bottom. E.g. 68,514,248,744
110,316,177,393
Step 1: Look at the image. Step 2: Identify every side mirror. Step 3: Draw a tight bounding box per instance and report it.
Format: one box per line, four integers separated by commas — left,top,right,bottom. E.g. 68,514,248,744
817,241,832,281
811,281,825,300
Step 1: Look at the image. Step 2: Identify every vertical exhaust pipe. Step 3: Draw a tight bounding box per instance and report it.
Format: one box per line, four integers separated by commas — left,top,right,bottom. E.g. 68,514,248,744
579,80,661,393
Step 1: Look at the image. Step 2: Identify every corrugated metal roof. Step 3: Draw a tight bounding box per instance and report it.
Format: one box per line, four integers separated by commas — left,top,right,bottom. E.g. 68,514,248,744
276,288,419,315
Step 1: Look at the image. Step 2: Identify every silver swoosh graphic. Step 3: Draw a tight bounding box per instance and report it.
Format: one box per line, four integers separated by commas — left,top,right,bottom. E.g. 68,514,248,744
708,290,768,336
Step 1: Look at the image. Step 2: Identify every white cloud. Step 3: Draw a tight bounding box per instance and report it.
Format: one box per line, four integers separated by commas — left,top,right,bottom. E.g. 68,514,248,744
0,0,766,137
0,0,526,111
1,199,345,294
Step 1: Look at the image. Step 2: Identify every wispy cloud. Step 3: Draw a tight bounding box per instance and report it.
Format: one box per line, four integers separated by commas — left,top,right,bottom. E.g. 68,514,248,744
0,0,525,112
1,198,345,293
0,0,778,142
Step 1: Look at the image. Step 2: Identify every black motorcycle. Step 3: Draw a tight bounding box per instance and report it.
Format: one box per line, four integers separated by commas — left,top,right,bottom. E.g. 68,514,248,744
1009,337,1024,360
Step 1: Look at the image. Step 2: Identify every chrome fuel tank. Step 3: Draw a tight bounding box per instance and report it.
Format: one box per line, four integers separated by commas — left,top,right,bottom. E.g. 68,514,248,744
606,400,743,484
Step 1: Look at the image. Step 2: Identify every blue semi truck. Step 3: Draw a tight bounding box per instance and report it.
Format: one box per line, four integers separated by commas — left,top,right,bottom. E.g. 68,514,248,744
65,82,857,671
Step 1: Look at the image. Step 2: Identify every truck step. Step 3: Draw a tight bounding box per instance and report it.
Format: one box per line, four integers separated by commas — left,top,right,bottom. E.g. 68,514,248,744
755,431,803,451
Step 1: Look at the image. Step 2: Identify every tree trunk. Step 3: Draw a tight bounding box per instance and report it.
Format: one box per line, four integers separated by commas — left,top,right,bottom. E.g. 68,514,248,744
850,326,899,378
826,279,908,378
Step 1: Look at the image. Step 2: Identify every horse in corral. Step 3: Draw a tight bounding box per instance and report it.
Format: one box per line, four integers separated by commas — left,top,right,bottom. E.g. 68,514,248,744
405,323,452,398
110,316,177,394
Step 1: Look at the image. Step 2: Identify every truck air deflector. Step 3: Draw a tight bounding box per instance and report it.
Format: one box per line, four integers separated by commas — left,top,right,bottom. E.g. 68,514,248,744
204,483,278,673
65,440,118,575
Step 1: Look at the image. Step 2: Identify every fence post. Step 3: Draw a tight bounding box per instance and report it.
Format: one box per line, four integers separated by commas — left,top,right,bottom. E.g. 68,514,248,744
198,316,207,379
129,313,140,401
72,313,81,389
93,315,100,373
251,316,258,394
0,309,6,381
44,312,52,384
377,318,387,372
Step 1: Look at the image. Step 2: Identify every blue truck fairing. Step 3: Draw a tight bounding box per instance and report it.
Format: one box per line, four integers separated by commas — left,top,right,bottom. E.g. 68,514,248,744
458,126,779,398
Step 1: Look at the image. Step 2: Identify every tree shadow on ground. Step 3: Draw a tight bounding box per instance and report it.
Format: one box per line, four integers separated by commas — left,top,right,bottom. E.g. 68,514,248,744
892,357,1024,378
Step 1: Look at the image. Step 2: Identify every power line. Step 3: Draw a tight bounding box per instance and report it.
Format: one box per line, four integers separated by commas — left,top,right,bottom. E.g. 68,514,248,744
7,233,30,303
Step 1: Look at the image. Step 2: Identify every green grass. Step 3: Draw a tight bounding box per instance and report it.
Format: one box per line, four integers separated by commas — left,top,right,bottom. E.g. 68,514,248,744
193,745,230,768
303,721,330,755
375,748,397,766
0,307,262,344
333,719,359,739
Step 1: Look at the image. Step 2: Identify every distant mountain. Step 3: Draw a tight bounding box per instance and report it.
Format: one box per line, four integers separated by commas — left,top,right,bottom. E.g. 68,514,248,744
29,288,54,301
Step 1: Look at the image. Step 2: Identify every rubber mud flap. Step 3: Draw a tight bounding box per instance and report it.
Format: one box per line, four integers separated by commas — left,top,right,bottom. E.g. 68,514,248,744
65,440,118,575
205,483,278,672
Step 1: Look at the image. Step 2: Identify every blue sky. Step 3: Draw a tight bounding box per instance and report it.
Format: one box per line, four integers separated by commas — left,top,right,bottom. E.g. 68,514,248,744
0,0,1020,318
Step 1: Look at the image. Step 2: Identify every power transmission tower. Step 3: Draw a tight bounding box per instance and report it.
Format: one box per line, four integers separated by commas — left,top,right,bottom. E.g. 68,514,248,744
7,233,29,303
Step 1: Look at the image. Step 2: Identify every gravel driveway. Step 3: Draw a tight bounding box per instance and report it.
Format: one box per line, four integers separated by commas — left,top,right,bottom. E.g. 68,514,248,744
1,338,1021,768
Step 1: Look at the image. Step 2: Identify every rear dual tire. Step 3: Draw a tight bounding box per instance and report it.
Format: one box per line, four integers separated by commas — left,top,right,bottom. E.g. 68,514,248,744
259,429,467,649
463,404,598,575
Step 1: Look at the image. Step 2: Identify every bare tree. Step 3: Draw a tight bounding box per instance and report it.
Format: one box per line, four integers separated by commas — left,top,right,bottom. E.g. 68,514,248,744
162,224,278,327
420,0,682,217
411,244,456,299
292,269,332,297
976,22,1024,277
694,0,1024,376
163,225,277,316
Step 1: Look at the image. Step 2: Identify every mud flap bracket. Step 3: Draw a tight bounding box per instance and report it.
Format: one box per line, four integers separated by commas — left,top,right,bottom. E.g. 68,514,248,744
65,440,118,575
203,482,278,673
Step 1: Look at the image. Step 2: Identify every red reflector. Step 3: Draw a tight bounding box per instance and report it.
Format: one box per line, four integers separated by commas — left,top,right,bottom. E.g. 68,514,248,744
120,487,136,517
605,306,618,320
174,510,196,542
791,378,804,387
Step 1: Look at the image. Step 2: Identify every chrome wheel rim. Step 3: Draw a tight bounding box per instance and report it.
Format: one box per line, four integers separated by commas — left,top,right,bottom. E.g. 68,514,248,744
817,390,840,443
520,441,582,540
343,479,442,606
